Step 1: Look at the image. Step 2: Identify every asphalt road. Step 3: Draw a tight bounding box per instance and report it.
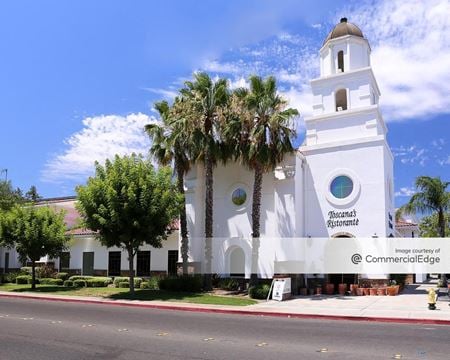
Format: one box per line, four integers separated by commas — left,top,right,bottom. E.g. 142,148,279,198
0,297,449,360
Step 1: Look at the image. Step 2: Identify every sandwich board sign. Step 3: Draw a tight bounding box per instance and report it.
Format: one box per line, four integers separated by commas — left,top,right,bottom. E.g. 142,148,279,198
271,278,291,301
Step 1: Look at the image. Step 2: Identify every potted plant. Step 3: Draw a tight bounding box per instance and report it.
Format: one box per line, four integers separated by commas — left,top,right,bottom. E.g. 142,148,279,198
325,283,335,295
316,286,322,295
369,287,378,296
350,284,358,296
363,286,370,296
338,283,347,295
377,287,387,296
356,287,364,296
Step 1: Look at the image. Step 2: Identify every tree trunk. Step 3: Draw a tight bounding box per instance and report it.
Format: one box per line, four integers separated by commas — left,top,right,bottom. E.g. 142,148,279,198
250,163,263,286
204,150,214,290
31,260,36,290
438,208,447,286
176,157,189,276
127,248,135,296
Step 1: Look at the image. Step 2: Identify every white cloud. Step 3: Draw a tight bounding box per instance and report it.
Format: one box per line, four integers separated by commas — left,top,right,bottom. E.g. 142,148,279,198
42,113,153,183
437,155,450,166
395,187,416,197
392,145,428,166
142,87,178,100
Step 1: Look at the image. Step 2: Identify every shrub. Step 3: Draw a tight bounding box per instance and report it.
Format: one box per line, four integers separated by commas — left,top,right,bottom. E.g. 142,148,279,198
113,277,142,288
5,271,22,283
63,280,73,287
36,264,56,279
16,275,32,284
158,275,203,292
118,281,130,288
69,276,95,281
20,267,33,275
55,272,69,281
39,278,63,286
141,276,160,290
73,279,87,287
86,279,108,287
249,284,271,299
27,277,40,285
218,278,240,291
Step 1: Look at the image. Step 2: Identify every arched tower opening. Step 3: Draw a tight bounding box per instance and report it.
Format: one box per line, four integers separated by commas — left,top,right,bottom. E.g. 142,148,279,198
335,89,347,111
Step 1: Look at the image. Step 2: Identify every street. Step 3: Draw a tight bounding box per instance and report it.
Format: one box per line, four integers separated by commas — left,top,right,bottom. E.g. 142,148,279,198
0,297,449,360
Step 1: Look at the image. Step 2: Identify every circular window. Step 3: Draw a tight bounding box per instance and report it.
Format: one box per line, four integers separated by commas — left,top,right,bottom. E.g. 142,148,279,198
330,175,353,199
231,188,247,206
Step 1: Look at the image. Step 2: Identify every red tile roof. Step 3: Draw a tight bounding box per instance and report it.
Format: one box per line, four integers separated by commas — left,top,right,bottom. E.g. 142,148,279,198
395,219,418,228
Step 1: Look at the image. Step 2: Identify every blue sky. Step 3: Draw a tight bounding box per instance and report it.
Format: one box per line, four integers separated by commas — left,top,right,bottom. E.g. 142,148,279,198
0,0,448,207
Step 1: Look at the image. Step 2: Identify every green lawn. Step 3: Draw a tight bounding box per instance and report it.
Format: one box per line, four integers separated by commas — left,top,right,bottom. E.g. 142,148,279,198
0,283,256,306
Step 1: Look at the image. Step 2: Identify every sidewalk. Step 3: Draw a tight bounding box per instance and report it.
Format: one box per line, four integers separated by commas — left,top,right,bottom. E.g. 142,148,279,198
1,281,449,325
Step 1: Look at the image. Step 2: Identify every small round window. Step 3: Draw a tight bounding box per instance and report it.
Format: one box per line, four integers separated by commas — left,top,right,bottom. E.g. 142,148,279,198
330,175,353,199
231,188,247,206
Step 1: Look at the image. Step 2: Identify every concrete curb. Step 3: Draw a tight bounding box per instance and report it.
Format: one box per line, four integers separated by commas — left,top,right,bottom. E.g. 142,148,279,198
1,292,450,326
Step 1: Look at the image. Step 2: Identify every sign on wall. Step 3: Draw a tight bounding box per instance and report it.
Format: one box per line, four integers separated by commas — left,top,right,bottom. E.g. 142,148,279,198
327,209,359,229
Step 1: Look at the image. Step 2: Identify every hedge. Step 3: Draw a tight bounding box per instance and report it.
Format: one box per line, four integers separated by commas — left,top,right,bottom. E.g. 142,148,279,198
69,276,95,281
118,281,130,288
55,272,69,281
218,278,240,291
63,280,73,287
16,275,32,284
73,279,88,287
249,284,271,299
86,279,108,287
113,277,142,288
141,277,160,290
39,278,64,286
158,276,203,292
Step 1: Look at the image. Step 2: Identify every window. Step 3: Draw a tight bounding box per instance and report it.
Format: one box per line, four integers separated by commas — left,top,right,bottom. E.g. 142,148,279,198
108,251,121,276
330,175,353,199
137,251,151,277
231,188,247,206
337,50,344,72
168,250,178,276
335,89,347,111
59,252,70,271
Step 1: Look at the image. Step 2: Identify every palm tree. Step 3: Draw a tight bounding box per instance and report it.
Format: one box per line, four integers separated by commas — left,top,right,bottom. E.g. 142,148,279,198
397,176,450,284
179,72,230,289
145,100,191,275
225,76,298,285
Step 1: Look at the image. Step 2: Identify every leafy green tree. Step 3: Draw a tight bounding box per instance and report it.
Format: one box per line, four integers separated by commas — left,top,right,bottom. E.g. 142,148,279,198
0,180,23,212
419,213,450,237
76,154,182,295
178,73,230,289
25,185,42,203
0,206,68,289
145,100,191,275
224,76,298,284
397,176,450,284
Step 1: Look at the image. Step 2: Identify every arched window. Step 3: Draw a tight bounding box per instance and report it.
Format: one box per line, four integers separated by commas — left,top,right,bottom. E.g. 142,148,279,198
335,89,347,111
337,50,344,72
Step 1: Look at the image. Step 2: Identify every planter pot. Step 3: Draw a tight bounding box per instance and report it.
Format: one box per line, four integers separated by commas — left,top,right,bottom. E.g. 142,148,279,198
387,286,396,296
350,284,358,296
338,283,347,295
356,287,364,296
315,287,322,295
393,285,400,295
369,288,378,296
377,287,387,296
363,288,370,296
300,288,308,296
325,283,335,295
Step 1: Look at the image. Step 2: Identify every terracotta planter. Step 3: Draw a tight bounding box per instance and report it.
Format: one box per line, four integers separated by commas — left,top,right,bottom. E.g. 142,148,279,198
299,288,308,296
338,283,347,295
356,287,364,296
369,288,378,296
325,283,335,295
393,285,400,295
363,288,370,296
350,284,358,296
377,287,387,296
315,287,322,295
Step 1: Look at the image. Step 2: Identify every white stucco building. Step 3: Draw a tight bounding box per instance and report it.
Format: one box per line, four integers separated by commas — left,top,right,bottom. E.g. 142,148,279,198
184,18,395,284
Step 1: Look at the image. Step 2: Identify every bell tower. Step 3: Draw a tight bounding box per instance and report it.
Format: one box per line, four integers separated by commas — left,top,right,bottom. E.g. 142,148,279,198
299,18,395,238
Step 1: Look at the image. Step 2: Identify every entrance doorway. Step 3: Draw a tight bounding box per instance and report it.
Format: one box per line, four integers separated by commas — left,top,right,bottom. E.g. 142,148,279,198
327,233,357,290
82,252,94,276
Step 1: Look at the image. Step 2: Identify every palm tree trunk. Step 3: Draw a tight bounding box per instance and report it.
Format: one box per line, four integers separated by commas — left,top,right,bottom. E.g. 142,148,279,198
127,247,135,296
204,150,214,290
250,163,263,286
438,208,447,286
176,158,189,276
